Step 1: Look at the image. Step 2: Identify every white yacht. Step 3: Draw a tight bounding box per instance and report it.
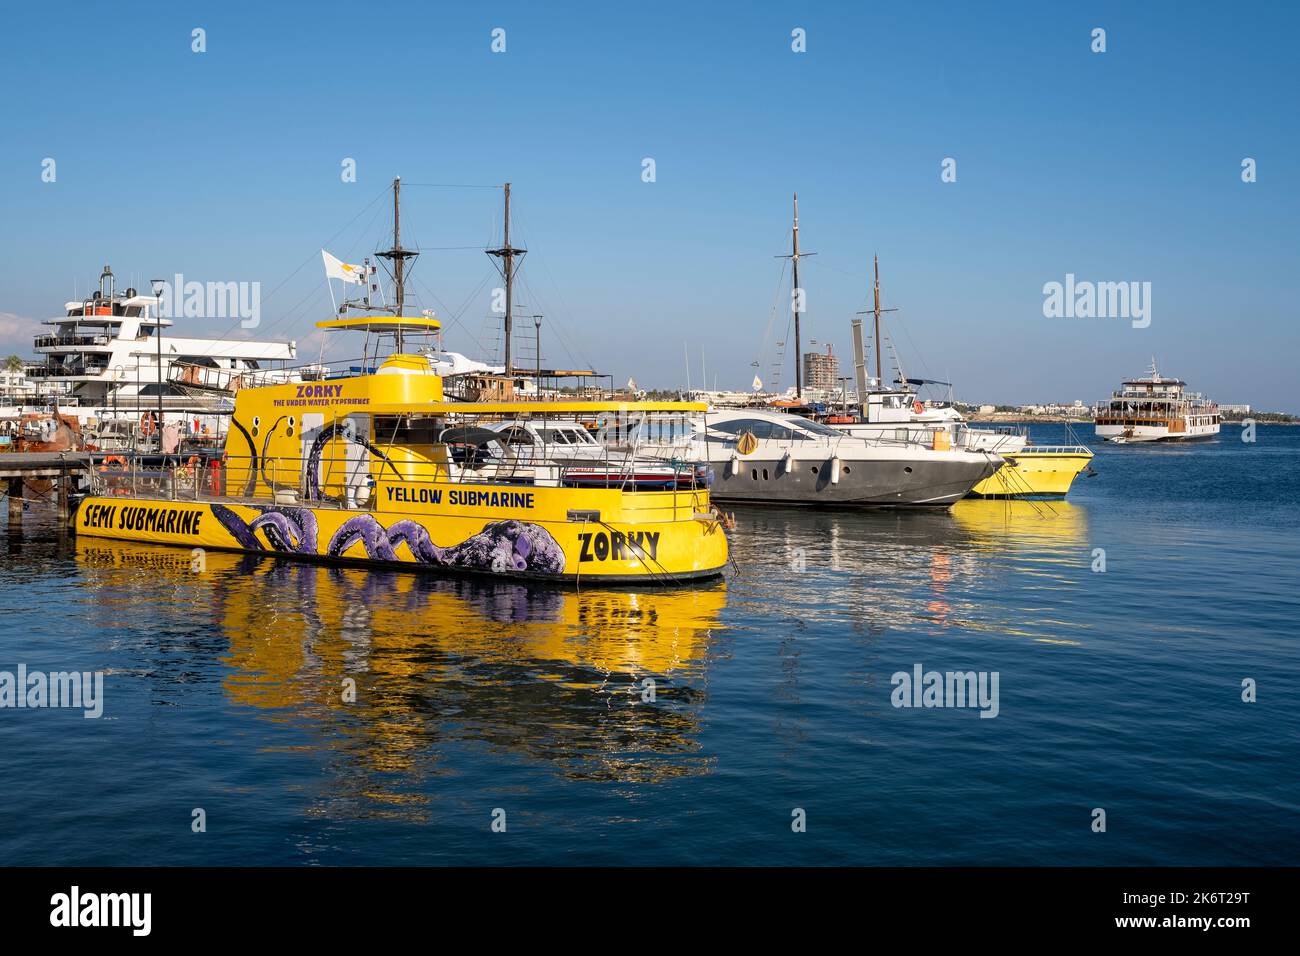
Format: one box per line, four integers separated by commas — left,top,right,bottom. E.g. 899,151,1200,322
29,265,298,428
647,408,1001,508
1094,361,1221,442
833,386,1029,454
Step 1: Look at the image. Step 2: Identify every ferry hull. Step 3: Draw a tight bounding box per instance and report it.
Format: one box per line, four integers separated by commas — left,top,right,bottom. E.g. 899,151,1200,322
967,451,1094,498
71,493,729,585
1095,423,1220,442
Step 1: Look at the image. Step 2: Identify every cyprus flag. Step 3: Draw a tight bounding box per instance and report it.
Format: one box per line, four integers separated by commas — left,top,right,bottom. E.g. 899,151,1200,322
321,249,365,285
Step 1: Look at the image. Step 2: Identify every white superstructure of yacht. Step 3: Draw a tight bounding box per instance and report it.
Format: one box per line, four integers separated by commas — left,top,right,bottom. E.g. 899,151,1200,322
28,265,298,425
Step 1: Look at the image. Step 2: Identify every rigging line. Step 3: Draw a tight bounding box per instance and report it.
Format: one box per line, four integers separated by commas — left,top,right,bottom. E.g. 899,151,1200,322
408,271,491,352
346,197,392,261
757,258,789,377
515,270,589,371
802,256,869,281
509,273,567,371
408,245,493,251
203,183,391,344
504,226,595,372
399,182,503,189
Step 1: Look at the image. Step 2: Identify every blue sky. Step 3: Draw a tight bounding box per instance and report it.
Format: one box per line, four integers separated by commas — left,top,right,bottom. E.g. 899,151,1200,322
1,1,1296,409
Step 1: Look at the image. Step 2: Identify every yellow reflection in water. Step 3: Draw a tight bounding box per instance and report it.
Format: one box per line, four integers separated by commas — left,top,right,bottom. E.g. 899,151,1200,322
75,541,728,798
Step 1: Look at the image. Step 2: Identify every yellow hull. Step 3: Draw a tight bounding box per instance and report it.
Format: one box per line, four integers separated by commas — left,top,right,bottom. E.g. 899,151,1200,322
72,483,728,584
968,451,1093,498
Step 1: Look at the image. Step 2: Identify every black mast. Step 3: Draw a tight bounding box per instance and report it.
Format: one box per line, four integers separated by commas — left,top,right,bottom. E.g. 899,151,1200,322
375,176,418,351
776,194,814,399
855,255,897,388
486,183,526,376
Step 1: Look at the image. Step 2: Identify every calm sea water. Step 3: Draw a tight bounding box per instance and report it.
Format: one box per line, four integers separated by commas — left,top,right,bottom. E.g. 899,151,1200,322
2,423,1297,865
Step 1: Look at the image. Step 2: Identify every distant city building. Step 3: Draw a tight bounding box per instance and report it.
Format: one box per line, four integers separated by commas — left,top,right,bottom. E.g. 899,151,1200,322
1017,400,1090,417
802,347,839,392
0,363,68,406
1219,404,1251,414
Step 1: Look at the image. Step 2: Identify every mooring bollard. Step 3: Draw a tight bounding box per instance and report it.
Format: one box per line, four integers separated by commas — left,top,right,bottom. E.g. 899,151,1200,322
57,454,69,522
6,476,21,532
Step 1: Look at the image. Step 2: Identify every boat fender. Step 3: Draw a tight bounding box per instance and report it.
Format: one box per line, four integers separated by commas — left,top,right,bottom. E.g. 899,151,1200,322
830,456,841,485
728,453,740,478
781,449,794,474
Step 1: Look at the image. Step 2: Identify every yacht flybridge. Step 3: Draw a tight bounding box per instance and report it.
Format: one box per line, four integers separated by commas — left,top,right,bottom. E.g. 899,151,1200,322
1094,361,1221,442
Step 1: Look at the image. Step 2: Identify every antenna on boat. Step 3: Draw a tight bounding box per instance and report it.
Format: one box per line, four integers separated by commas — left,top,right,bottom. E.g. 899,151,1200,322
486,182,526,376
375,176,419,351
855,255,897,388
776,194,815,399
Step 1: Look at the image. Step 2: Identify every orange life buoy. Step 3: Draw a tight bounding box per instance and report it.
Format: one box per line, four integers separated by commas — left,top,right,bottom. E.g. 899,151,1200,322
912,401,925,415
99,455,127,474
140,412,157,435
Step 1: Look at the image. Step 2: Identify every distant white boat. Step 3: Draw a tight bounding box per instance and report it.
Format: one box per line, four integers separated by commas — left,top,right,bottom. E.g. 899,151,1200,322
1094,360,1221,442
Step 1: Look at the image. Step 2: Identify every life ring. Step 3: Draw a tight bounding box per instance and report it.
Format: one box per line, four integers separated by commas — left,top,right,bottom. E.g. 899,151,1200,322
140,412,158,435
912,401,925,415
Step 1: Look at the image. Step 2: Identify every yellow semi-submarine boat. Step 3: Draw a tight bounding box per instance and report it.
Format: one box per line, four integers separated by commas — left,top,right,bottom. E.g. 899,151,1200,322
72,317,730,584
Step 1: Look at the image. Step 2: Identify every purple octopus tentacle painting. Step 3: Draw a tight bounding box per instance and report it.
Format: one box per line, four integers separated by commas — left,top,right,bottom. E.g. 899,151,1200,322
328,515,565,573
209,505,566,575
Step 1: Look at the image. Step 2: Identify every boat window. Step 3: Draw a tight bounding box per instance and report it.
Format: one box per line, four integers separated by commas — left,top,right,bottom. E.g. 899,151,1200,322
793,418,844,438
710,419,772,437
374,416,442,445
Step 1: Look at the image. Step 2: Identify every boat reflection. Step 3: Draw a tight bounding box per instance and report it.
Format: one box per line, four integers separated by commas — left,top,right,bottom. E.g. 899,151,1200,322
74,542,727,807
725,498,1091,642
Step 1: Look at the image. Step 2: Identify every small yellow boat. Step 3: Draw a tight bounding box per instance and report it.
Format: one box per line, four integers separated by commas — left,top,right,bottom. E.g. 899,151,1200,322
968,445,1094,498
71,316,729,584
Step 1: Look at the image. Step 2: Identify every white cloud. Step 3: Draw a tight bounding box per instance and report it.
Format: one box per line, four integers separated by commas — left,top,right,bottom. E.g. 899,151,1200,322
0,312,39,356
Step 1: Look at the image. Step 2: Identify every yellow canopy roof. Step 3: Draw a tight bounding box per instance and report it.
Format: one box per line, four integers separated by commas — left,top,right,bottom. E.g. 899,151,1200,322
315,316,441,332
363,400,707,415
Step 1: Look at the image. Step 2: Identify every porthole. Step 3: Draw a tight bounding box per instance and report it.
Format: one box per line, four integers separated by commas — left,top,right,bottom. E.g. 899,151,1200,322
904,466,913,474
811,465,819,474
751,469,758,480
762,468,769,480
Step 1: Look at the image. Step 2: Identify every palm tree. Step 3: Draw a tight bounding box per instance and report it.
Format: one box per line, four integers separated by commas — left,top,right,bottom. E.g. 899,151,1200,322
3,355,24,374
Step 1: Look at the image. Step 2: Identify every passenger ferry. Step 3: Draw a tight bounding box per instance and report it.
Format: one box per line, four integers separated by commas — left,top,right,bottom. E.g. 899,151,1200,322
1094,361,1220,442
71,316,729,584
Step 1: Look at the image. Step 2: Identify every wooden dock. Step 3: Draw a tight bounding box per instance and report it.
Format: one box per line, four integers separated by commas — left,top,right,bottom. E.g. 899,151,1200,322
0,452,95,528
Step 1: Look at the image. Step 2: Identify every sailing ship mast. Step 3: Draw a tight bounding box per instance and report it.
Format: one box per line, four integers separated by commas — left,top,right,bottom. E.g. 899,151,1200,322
486,183,526,376
777,194,815,399
855,255,897,390
375,176,419,351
